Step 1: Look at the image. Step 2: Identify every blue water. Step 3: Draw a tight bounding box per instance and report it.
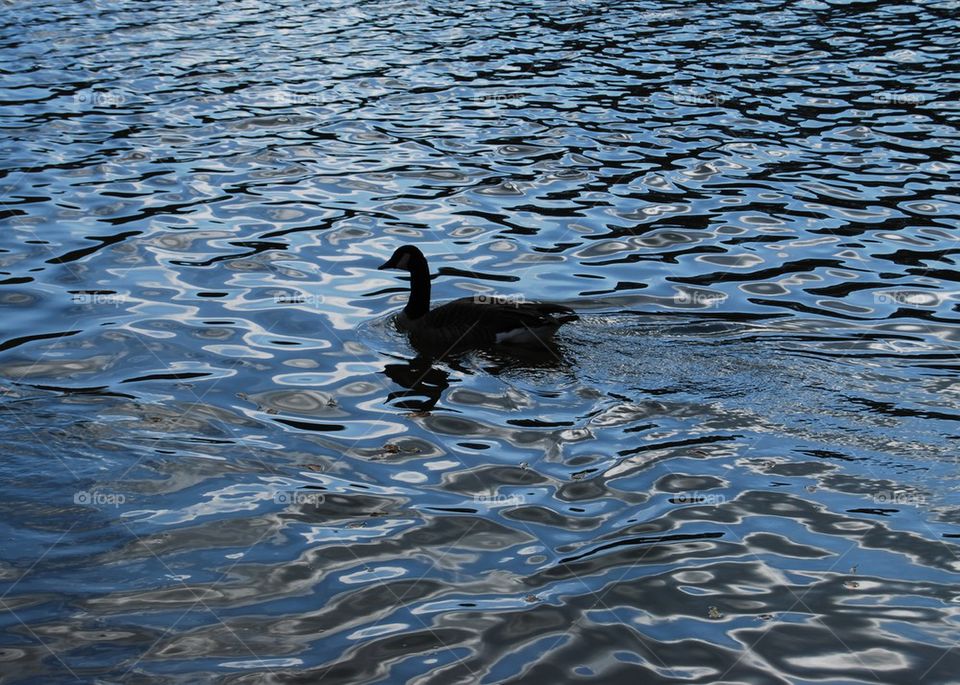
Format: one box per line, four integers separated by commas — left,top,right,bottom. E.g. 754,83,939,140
2,0,960,682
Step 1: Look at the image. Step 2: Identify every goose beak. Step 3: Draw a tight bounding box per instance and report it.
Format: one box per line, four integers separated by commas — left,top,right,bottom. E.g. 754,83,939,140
377,259,393,270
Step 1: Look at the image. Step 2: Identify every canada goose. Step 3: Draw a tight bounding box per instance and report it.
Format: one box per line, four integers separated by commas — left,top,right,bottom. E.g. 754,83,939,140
378,245,577,352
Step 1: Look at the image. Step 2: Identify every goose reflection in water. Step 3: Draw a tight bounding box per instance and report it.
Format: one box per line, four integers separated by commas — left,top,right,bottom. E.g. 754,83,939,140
382,354,454,412
382,342,571,413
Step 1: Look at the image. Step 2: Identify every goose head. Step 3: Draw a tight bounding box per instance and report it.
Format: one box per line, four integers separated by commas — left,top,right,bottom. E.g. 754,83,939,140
378,245,428,273
378,245,431,319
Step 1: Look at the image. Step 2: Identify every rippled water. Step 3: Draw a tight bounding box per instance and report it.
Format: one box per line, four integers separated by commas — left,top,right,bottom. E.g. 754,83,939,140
2,0,960,682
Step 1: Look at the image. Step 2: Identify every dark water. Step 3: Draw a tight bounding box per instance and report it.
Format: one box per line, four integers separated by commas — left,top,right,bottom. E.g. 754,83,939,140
2,0,960,682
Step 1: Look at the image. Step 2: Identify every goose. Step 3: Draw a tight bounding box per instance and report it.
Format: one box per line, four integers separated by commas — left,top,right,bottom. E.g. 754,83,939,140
378,245,577,352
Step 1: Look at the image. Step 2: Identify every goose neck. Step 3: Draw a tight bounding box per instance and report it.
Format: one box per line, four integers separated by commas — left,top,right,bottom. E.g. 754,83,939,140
404,259,431,319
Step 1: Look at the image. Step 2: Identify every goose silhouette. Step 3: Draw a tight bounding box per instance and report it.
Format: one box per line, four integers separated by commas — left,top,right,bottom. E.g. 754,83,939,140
378,245,577,353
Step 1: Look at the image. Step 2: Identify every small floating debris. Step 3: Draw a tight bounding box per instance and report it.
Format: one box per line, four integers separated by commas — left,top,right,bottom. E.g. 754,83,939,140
707,606,724,620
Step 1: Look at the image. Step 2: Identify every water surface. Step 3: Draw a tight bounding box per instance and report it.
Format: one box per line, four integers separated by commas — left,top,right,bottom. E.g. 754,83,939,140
2,0,960,683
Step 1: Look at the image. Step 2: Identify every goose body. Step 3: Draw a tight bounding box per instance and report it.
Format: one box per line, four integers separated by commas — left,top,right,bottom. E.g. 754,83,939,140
378,245,577,353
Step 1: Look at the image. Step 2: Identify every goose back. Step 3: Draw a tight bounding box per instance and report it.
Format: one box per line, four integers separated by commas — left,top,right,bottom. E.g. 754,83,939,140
398,297,577,351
